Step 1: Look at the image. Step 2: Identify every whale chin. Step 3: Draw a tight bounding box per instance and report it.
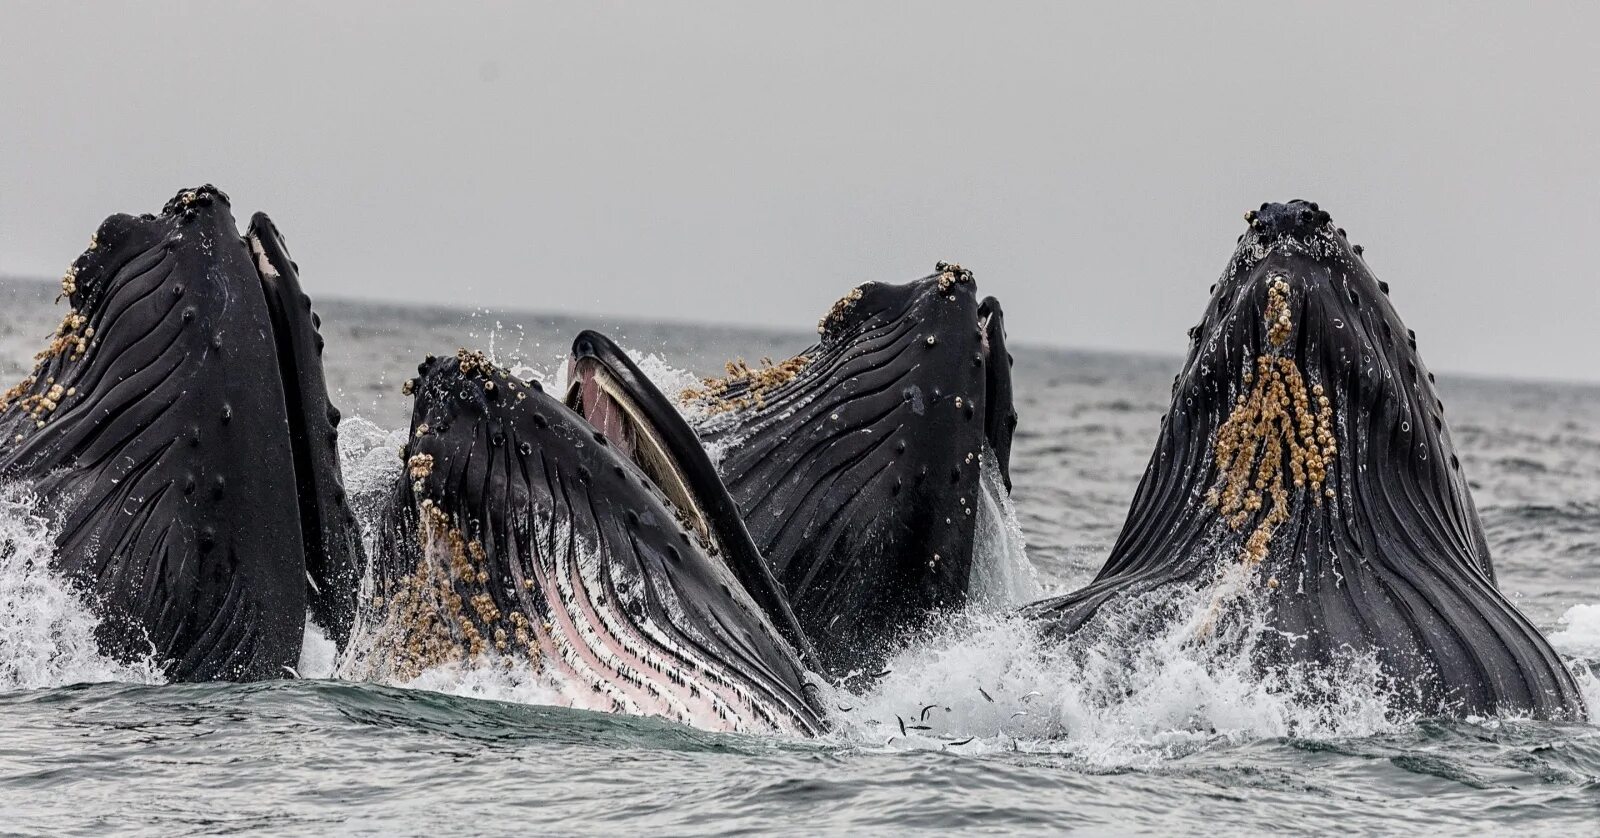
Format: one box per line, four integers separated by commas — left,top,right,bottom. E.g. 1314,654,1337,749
0,185,360,680
1025,201,1587,721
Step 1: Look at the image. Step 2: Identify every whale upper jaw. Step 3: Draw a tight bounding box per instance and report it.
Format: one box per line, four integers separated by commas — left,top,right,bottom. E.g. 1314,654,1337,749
1026,200,1587,722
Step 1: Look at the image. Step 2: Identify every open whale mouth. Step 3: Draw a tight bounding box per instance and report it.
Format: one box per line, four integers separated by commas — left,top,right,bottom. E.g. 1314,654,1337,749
563,330,820,669
565,349,714,550
371,349,827,734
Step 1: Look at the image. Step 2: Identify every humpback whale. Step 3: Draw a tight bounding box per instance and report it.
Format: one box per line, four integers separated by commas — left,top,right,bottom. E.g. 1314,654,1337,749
678,264,1017,677
0,186,362,680
1025,201,1587,720
355,347,825,735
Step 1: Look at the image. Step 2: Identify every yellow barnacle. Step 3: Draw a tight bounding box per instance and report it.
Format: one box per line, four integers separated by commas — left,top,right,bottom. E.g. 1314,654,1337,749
1205,273,1340,569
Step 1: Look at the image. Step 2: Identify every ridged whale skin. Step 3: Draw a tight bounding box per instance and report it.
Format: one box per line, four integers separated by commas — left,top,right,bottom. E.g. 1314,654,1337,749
0,186,361,680
679,264,1017,678
1025,201,1586,721
355,346,826,735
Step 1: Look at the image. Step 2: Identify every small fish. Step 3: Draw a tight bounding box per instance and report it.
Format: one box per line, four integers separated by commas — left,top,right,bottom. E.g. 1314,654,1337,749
281,664,301,679
945,737,975,746
1020,690,1042,702
873,668,893,678
897,715,907,736
978,686,994,703
907,724,932,731
1009,710,1030,719
837,704,854,712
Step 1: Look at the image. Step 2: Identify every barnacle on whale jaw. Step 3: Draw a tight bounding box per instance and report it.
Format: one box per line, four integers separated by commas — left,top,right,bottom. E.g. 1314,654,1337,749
1203,275,1338,570
361,496,539,681
817,286,864,335
679,354,810,415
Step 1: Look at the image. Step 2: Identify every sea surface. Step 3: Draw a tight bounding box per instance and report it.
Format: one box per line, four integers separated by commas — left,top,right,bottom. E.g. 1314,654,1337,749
0,278,1596,835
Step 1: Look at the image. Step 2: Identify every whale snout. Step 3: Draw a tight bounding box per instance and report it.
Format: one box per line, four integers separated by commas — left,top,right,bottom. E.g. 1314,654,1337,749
1244,200,1333,239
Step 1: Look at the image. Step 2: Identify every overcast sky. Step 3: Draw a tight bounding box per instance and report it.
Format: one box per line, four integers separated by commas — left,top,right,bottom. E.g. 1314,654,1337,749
2,2,1596,381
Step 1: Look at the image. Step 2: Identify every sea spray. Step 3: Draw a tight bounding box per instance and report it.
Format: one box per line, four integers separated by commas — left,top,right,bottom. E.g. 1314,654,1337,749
0,484,163,690
968,448,1041,608
832,568,1406,766
400,655,567,707
1550,603,1600,719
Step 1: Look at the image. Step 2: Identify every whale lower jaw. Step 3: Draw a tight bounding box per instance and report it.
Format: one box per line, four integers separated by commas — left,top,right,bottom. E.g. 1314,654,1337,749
405,520,812,735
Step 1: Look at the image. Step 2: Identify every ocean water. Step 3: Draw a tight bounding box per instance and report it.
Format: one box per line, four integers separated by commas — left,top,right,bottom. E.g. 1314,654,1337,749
0,278,1596,835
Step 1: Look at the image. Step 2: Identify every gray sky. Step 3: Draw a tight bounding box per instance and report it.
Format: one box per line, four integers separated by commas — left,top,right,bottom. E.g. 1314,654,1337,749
3,2,1597,381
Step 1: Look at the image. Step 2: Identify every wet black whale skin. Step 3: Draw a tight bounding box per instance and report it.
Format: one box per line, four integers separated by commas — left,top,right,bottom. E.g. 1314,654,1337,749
0,186,360,680
1026,201,1586,721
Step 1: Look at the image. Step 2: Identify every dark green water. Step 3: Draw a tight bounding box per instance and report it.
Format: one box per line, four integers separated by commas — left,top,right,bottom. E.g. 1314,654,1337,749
0,282,1595,835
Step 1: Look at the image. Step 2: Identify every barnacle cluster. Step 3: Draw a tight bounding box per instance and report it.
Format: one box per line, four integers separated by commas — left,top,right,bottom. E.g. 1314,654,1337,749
1,377,78,431
681,354,809,415
365,497,539,680
934,260,973,293
0,264,96,437
37,310,92,363
455,347,495,377
407,452,434,492
1204,276,1338,568
817,286,863,335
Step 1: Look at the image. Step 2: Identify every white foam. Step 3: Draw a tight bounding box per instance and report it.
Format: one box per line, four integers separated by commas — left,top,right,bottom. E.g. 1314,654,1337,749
0,484,163,690
1549,603,1600,720
297,620,339,680
400,656,567,707
1549,603,1600,659
830,569,1403,767
627,349,705,411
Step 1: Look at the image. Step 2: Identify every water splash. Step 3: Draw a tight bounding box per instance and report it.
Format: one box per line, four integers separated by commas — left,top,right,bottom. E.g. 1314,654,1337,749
298,620,339,680
831,568,1404,767
1550,603,1600,719
400,656,567,706
1550,603,1600,659
968,447,1040,607
0,484,163,690
337,416,409,537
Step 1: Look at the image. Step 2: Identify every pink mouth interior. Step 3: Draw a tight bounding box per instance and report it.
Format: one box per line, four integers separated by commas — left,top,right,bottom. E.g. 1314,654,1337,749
568,358,635,460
